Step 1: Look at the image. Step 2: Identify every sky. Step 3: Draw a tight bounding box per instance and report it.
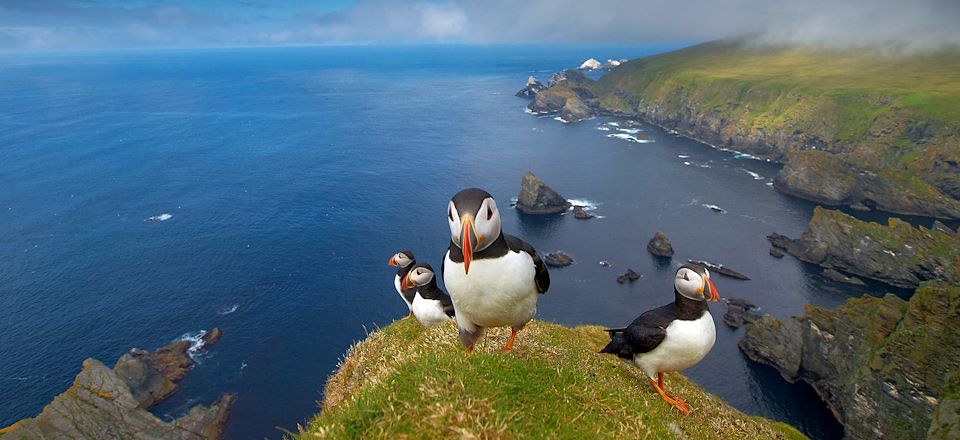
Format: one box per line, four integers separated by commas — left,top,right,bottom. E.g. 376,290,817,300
0,0,959,51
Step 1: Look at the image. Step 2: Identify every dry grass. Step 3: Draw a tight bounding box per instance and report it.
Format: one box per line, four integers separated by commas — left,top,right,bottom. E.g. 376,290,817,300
299,318,807,439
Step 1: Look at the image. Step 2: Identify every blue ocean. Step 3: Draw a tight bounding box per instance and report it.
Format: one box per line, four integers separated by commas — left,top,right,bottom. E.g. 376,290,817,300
1,45,911,439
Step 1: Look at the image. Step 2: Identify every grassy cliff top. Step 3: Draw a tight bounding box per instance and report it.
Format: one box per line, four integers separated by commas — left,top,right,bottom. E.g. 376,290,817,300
300,318,806,439
597,40,960,122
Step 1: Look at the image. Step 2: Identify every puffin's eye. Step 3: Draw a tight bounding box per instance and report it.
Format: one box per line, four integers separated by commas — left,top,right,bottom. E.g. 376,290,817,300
448,208,454,221
683,272,689,281
486,206,493,220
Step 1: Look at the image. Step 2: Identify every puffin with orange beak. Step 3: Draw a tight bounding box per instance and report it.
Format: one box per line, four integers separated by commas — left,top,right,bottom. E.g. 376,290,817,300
442,188,550,354
388,250,417,315
600,263,720,416
401,263,455,327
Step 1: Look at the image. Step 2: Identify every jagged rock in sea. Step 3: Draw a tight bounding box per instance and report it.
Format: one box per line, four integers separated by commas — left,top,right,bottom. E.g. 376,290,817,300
529,70,597,122
0,329,234,439
543,251,574,268
646,230,674,258
515,76,546,99
687,259,749,280
767,206,960,289
822,268,867,286
616,269,640,284
578,58,602,70
722,298,761,329
515,171,571,215
572,205,594,219
769,248,785,258
738,281,960,439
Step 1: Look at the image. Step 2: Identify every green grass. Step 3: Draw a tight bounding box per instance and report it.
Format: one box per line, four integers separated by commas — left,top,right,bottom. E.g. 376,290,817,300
300,318,807,439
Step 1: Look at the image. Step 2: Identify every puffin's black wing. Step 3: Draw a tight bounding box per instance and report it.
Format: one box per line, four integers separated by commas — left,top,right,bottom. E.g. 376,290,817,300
504,234,550,294
622,303,678,353
440,292,455,317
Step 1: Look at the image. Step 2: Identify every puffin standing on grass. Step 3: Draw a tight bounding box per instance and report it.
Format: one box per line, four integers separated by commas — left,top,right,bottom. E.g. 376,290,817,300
388,250,417,316
442,188,550,354
401,263,455,327
600,263,720,415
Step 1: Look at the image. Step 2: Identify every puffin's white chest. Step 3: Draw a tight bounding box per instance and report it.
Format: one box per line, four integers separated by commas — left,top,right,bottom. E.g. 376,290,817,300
394,275,412,309
411,293,452,327
443,250,539,328
634,311,716,379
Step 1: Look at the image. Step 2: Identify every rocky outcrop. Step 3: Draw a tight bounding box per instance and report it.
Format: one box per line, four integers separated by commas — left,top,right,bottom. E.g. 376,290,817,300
616,269,640,284
543,251,574,267
515,76,546,99
572,205,594,219
768,207,960,289
723,298,761,328
738,282,960,440
0,329,234,440
515,171,571,215
822,268,867,286
528,70,597,122
646,230,674,257
687,259,750,280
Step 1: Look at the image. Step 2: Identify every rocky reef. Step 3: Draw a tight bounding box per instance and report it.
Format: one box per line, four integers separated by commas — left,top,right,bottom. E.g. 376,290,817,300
739,282,960,439
515,171,571,215
769,207,960,289
0,329,234,440
543,251,574,267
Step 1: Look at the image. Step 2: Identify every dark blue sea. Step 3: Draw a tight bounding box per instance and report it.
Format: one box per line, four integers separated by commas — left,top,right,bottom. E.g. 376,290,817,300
2,44,914,439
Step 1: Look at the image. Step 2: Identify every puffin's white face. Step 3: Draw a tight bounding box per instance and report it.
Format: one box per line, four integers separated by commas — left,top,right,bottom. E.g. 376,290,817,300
675,267,707,301
389,252,413,268
402,265,435,290
447,197,502,253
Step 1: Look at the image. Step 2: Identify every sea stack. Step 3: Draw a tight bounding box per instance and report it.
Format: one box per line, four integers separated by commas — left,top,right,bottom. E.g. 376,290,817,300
516,171,571,215
515,76,546,98
646,230,674,258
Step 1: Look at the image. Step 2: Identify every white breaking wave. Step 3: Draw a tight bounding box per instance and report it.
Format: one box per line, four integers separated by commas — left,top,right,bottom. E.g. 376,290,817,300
617,128,642,134
734,152,765,161
766,182,774,187
743,169,765,180
606,122,620,127
606,133,653,143
524,108,537,114
566,198,599,210
683,161,692,165
217,304,238,315
177,330,211,359
701,204,727,214
146,213,173,222
678,155,690,159
596,126,611,131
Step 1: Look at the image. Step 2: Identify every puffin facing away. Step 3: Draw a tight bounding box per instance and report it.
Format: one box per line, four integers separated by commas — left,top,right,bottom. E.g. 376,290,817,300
388,250,417,315
401,263,455,327
442,188,550,354
600,263,720,415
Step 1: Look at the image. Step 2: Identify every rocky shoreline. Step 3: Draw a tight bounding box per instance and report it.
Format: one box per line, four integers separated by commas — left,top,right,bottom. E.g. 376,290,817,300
0,329,234,440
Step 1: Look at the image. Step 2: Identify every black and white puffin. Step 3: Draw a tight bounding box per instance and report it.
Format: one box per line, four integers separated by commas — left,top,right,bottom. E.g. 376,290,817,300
387,250,417,315
401,263,455,327
442,188,550,354
600,263,720,415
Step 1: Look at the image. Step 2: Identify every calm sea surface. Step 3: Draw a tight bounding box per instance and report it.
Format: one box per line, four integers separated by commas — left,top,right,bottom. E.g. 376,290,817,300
2,44,915,439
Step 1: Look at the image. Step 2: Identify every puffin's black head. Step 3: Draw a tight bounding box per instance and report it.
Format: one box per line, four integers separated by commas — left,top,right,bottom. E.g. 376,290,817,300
675,263,720,302
401,263,436,290
447,188,502,274
388,250,415,268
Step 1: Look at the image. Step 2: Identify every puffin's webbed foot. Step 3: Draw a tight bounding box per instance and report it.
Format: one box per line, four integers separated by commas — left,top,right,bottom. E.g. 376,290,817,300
501,327,519,352
651,373,691,416
458,325,484,356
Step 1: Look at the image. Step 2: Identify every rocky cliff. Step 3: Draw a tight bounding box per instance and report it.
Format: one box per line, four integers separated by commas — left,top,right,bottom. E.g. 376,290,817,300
768,206,960,289
303,318,806,439
0,330,234,440
527,40,960,219
739,282,960,440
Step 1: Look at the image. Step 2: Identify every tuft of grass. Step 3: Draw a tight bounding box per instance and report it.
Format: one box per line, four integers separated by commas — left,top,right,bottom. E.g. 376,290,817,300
301,318,807,439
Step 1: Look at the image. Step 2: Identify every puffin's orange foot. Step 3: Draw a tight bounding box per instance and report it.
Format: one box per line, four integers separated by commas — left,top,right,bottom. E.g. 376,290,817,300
651,378,691,416
465,345,475,356
501,328,518,353
671,398,690,416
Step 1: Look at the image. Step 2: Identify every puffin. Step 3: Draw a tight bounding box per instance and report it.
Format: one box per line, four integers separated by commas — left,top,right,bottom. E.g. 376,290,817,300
600,263,720,415
401,263,456,327
387,250,417,315
442,188,550,354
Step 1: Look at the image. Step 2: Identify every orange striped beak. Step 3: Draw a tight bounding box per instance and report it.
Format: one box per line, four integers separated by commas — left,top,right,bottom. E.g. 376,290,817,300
401,273,415,290
706,277,720,302
388,255,397,266
460,217,475,274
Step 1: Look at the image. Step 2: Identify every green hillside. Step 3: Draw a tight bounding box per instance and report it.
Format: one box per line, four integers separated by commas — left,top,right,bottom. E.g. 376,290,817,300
298,318,806,439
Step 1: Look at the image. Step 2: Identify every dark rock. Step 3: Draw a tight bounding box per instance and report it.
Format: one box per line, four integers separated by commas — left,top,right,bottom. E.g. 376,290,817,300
515,76,546,99
646,230,674,258
769,248,784,258
528,71,597,123
822,268,867,286
687,259,750,280
767,206,960,289
739,282,960,440
543,251,574,267
850,201,871,211
598,260,611,267
722,298,762,329
202,327,223,347
572,205,595,219
616,269,640,284
934,220,955,234
1,331,234,439
516,171,571,215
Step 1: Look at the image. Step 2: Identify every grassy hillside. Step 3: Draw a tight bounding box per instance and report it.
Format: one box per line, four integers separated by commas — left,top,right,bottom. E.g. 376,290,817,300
299,318,806,439
588,40,960,218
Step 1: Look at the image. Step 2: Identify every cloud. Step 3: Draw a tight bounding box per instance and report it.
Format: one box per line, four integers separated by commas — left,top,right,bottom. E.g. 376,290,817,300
0,0,957,51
